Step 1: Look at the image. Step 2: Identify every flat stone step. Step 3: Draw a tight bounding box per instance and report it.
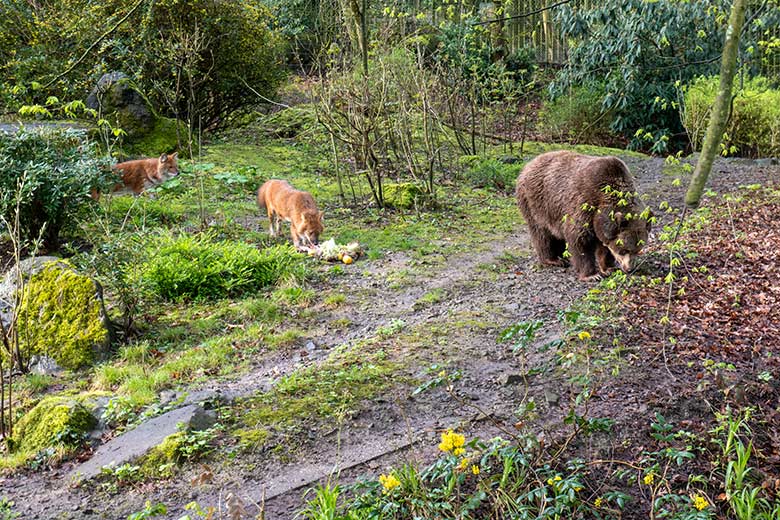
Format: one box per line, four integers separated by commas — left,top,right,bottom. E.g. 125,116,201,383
68,404,211,483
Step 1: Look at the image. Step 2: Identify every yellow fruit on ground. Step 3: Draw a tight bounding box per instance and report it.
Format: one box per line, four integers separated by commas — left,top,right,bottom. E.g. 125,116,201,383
342,254,354,264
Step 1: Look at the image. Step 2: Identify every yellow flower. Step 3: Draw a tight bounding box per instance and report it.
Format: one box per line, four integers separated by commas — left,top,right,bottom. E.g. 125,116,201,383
453,447,466,456
578,331,591,341
554,475,562,481
547,478,554,485
471,465,480,475
574,486,582,492
458,458,470,471
691,494,708,511
379,474,400,492
438,370,446,378
438,430,466,453
643,473,654,485
594,497,603,507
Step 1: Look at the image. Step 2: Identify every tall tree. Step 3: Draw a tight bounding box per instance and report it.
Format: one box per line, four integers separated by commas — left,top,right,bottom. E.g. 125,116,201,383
685,0,748,208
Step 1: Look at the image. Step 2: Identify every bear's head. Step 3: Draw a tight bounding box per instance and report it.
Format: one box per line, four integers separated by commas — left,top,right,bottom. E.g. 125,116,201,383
596,210,652,272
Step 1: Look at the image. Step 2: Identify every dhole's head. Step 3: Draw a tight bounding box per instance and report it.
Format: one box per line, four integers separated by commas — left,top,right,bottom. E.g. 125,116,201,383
153,152,179,183
596,210,653,272
297,210,324,247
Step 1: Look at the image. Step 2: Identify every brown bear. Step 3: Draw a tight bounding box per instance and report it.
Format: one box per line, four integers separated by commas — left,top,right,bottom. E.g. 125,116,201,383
515,151,652,281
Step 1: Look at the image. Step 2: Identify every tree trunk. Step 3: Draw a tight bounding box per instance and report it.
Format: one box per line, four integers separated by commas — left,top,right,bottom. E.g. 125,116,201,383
685,0,747,209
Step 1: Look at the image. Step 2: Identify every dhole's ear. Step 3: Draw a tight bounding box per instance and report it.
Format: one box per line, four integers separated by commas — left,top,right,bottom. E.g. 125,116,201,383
171,152,178,160
613,211,624,225
319,211,324,223
159,153,169,163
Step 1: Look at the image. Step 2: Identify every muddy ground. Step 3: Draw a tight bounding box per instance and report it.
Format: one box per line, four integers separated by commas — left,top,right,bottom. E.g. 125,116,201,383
1,155,778,519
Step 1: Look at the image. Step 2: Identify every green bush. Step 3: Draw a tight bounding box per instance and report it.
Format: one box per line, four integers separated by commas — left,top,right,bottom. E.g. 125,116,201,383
17,262,108,370
538,83,614,143
142,233,307,301
0,127,111,249
683,75,780,158
462,158,520,193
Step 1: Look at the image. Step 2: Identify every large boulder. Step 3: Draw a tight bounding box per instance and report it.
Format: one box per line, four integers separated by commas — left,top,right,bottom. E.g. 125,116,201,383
2,258,112,370
86,72,181,156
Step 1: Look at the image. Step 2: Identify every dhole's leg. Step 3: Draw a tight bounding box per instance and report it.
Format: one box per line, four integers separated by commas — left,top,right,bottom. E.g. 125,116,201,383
290,225,301,248
596,243,615,276
267,209,277,237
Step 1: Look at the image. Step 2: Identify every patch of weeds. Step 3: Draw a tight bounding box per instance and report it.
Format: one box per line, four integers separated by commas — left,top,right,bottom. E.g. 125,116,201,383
22,373,54,394
127,501,167,520
235,345,397,449
499,319,545,353
376,319,406,338
413,288,446,309
263,329,304,349
322,293,346,309
0,499,19,520
271,286,315,307
386,268,415,290
231,297,281,323
329,317,352,329
412,365,462,396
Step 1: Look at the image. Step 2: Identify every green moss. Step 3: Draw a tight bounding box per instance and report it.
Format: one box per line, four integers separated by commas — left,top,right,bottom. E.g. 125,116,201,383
126,117,185,157
384,182,427,209
12,395,97,454
17,262,107,370
235,344,397,449
140,432,184,478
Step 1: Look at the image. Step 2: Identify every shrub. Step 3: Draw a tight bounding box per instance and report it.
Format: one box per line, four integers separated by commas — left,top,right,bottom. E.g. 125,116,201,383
0,127,111,249
17,262,108,370
141,233,307,301
462,158,520,193
683,75,780,158
538,83,614,143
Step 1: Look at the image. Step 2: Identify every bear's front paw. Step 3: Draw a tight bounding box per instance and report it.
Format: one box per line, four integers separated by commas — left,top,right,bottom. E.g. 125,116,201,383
578,273,602,282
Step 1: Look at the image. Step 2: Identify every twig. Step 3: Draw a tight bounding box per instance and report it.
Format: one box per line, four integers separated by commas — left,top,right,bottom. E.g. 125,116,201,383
239,77,291,109
473,0,571,26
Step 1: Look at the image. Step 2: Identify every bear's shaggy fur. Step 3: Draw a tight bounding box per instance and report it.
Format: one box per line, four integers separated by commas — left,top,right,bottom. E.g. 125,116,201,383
515,151,652,281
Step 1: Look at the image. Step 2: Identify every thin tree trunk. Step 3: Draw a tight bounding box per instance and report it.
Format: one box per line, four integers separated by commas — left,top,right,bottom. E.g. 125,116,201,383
685,0,747,209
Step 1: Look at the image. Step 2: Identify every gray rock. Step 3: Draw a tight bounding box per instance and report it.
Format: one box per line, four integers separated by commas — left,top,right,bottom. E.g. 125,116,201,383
0,256,66,305
755,157,779,166
85,72,154,138
188,408,218,431
68,404,213,483
29,355,63,376
502,373,525,386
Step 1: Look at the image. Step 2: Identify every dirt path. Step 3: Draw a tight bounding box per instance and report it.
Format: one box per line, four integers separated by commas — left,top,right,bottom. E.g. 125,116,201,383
3,156,778,519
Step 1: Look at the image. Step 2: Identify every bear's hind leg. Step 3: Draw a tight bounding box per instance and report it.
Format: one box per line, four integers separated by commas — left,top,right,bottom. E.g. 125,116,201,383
529,224,566,267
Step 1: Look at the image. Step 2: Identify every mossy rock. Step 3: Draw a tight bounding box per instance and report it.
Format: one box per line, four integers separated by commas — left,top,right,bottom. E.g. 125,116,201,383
139,431,184,478
124,116,194,158
12,396,97,454
384,182,427,209
16,261,109,370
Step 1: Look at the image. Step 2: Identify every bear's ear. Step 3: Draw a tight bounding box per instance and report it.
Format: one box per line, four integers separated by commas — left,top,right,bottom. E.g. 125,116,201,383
598,211,619,240
319,211,324,223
